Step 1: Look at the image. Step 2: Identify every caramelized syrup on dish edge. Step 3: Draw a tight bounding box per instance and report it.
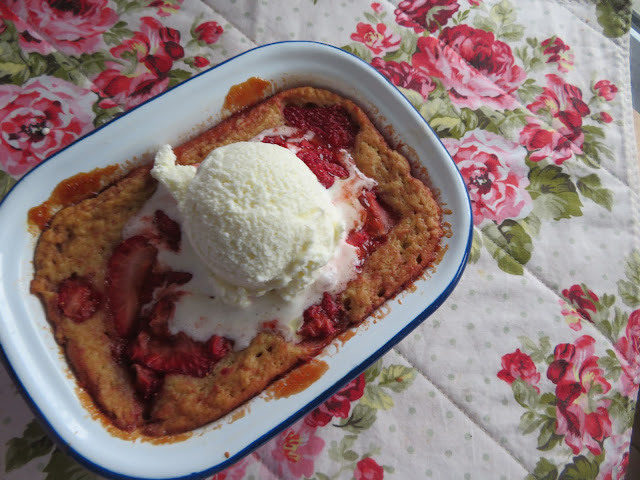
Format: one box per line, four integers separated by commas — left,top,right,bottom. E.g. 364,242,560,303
28,165,121,231
223,77,272,114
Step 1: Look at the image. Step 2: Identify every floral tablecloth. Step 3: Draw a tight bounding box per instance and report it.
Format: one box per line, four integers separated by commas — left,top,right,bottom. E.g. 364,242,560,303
0,0,638,479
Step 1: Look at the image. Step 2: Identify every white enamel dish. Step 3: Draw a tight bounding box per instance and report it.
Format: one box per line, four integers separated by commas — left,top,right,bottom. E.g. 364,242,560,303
0,41,472,479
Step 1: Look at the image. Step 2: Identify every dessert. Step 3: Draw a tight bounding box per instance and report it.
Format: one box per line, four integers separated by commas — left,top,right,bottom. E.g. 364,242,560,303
30,86,444,436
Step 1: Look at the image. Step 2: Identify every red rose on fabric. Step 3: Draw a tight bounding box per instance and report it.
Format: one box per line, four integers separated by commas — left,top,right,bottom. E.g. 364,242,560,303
561,284,598,321
519,74,590,164
9,0,117,55
411,25,525,110
599,112,613,123
395,0,459,33
195,21,224,45
370,57,435,100
371,2,383,13
546,336,612,455
148,0,184,17
615,309,640,397
193,56,210,68
351,23,401,55
594,80,618,101
0,76,94,176
443,131,532,226
354,457,384,480
541,36,574,73
497,349,541,392
93,17,185,110
305,373,365,427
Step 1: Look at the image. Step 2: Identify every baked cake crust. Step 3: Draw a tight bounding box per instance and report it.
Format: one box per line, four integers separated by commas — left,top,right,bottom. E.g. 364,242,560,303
31,86,443,436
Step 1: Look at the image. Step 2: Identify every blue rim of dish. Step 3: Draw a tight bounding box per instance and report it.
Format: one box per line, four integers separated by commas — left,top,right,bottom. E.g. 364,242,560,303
0,40,473,480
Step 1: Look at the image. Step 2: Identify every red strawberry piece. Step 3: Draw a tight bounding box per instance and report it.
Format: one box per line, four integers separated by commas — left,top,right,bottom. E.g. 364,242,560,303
320,292,341,319
284,104,359,148
128,331,213,377
140,270,192,305
153,210,181,251
107,235,157,338
346,230,370,248
296,148,349,188
298,292,342,339
57,275,102,322
261,135,289,147
132,364,163,399
147,296,177,337
359,190,393,238
206,335,233,361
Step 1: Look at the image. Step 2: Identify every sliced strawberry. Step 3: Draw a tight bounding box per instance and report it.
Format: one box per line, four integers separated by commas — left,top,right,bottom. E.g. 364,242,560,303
107,235,157,338
129,330,213,377
140,270,192,305
132,364,163,399
57,275,102,322
147,295,177,337
298,292,343,339
284,104,359,148
261,135,289,147
296,147,349,188
359,190,393,238
153,210,181,251
206,335,233,361
346,230,370,248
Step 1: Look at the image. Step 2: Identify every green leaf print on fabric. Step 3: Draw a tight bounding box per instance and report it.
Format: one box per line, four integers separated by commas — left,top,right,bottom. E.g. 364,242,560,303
473,0,524,42
0,170,16,201
595,0,632,39
377,364,417,393
43,449,98,480
337,404,377,433
526,457,559,480
576,174,613,211
482,220,532,275
558,455,599,480
527,164,583,221
5,420,54,472
617,250,640,308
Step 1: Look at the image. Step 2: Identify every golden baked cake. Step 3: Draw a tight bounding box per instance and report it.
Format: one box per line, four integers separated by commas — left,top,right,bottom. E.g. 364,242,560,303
30,86,443,436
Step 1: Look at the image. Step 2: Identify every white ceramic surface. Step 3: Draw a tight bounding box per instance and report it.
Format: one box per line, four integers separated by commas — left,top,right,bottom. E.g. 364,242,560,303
0,42,472,480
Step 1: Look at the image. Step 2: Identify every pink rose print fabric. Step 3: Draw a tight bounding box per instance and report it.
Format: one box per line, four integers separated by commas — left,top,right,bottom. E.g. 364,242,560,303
412,25,525,110
547,336,612,455
443,131,532,226
371,57,436,100
354,457,384,480
0,76,94,176
350,23,401,55
497,349,541,392
541,36,574,73
615,310,640,397
9,0,117,55
93,16,184,110
305,373,366,427
262,422,325,479
520,74,591,164
195,21,224,45
395,0,459,33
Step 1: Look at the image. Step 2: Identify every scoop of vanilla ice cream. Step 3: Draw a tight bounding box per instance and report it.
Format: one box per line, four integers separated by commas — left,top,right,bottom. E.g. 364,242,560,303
151,142,344,304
